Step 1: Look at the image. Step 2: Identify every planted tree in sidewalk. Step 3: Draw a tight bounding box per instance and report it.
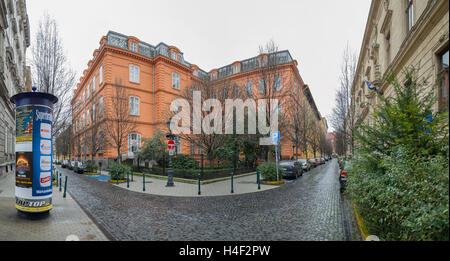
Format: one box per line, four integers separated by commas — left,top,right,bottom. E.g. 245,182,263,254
104,79,137,163
347,66,449,241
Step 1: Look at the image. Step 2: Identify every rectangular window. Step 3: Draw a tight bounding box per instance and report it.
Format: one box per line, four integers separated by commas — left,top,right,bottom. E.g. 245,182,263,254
259,78,265,94
99,97,103,116
129,65,140,83
4,126,7,153
233,84,238,98
92,76,96,92
274,76,281,91
193,69,198,77
130,41,137,52
172,73,180,90
87,110,90,125
261,57,267,67
129,96,140,116
99,66,103,84
234,65,239,74
212,73,217,80
128,133,141,152
406,0,414,32
246,81,253,96
277,103,282,114
386,33,391,65
190,140,195,154
92,104,96,122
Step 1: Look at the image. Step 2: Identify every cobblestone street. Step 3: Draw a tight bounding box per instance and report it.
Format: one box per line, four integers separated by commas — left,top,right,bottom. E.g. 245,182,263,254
58,159,361,241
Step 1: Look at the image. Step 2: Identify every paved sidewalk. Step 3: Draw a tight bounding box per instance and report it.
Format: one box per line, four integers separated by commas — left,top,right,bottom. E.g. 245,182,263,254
0,172,109,241
102,171,281,197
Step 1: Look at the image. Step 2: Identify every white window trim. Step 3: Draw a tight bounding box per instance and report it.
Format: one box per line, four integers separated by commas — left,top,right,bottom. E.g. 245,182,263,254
129,96,140,116
128,133,142,152
172,72,180,90
129,65,140,83
99,66,103,84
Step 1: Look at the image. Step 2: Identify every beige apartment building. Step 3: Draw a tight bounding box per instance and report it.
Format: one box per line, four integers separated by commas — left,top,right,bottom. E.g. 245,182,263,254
352,0,449,128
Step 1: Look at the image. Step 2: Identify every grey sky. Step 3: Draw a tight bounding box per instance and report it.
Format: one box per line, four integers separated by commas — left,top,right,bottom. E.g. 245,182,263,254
26,0,371,131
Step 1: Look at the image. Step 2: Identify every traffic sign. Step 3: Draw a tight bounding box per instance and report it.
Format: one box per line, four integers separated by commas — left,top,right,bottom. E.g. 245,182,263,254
271,131,280,144
168,140,175,150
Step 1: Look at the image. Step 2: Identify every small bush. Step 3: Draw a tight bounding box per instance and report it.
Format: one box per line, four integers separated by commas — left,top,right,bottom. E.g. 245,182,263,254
85,162,99,173
257,162,284,182
107,163,131,180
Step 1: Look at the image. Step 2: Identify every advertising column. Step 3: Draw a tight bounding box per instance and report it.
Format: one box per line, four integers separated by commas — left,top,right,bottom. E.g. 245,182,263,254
10,90,58,214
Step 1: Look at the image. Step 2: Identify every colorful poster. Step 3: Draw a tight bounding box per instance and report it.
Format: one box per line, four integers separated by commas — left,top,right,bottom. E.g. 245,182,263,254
15,152,33,188
32,105,53,197
15,106,33,142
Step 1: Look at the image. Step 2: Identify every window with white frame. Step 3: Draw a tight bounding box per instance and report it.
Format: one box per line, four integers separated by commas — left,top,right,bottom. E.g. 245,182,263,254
406,0,414,32
129,96,140,116
4,126,7,154
175,136,181,154
99,66,103,84
190,140,195,154
277,103,282,114
129,65,140,83
87,109,90,125
92,76,96,93
130,41,137,52
172,51,177,61
172,73,180,90
128,133,141,153
234,64,239,74
193,69,198,77
212,72,217,80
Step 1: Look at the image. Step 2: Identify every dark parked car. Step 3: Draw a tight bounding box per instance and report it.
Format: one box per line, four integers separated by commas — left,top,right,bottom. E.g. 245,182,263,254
74,161,85,174
279,160,303,179
297,159,311,172
61,160,69,168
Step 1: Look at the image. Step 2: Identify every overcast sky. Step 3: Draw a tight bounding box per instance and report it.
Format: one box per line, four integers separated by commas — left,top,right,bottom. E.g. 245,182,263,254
26,0,371,131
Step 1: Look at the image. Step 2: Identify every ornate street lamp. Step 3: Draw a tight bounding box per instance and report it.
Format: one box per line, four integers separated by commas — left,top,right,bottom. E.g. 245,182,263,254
166,118,175,187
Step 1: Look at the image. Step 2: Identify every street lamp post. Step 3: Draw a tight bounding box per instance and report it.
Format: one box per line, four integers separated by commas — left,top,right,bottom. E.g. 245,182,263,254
166,119,175,187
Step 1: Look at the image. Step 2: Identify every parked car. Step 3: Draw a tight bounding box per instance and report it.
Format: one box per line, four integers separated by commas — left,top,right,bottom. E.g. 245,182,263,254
315,158,323,165
297,159,311,172
74,161,85,174
279,160,303,179
61,160,69,168
309,158,318,168
320,157,326,164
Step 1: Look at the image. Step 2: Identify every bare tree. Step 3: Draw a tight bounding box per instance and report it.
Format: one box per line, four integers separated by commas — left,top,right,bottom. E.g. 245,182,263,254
86,97,104,161
30,14,76,137
104,79,137,163
330,43,357,156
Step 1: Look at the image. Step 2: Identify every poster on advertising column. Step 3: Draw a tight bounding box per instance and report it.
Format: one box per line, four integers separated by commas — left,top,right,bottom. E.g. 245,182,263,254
32,106,53,197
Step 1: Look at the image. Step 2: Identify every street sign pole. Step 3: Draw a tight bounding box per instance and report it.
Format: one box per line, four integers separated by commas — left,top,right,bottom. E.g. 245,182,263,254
271,131,280,185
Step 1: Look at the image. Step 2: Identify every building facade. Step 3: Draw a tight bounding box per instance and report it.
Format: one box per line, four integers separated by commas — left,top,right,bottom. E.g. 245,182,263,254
71,31,326,166
0,0,30,178
352,0,449,130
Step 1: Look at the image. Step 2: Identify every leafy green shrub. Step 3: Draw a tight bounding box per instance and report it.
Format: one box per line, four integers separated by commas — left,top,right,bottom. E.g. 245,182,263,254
257,162,283,181
349,67,449,240
107,163,131,180
85,162,99,173
157,154,199,169
347,146,449,241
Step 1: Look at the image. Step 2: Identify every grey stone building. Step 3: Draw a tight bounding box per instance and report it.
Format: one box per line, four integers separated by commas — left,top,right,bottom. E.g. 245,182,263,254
0,0,30,178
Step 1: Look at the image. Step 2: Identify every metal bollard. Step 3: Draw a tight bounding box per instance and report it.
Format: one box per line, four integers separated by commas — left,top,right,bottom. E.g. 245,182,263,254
257,169,261,190
59,177,62,192
198,173,201,195
127,170,130,188
143,173,146,192
56,172,59,187
231,174,234,194
131,170,134,182
63,176,67,198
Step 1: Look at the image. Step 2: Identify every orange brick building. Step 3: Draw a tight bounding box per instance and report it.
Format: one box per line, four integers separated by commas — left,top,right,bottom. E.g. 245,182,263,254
71,31,325,167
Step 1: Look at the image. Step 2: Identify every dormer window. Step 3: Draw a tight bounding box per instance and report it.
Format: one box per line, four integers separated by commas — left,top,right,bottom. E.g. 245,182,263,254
193,69,198,77
130,41,137,52
212,72,217,80
172,51,178,61
234,65,240,74
261,57,267,67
